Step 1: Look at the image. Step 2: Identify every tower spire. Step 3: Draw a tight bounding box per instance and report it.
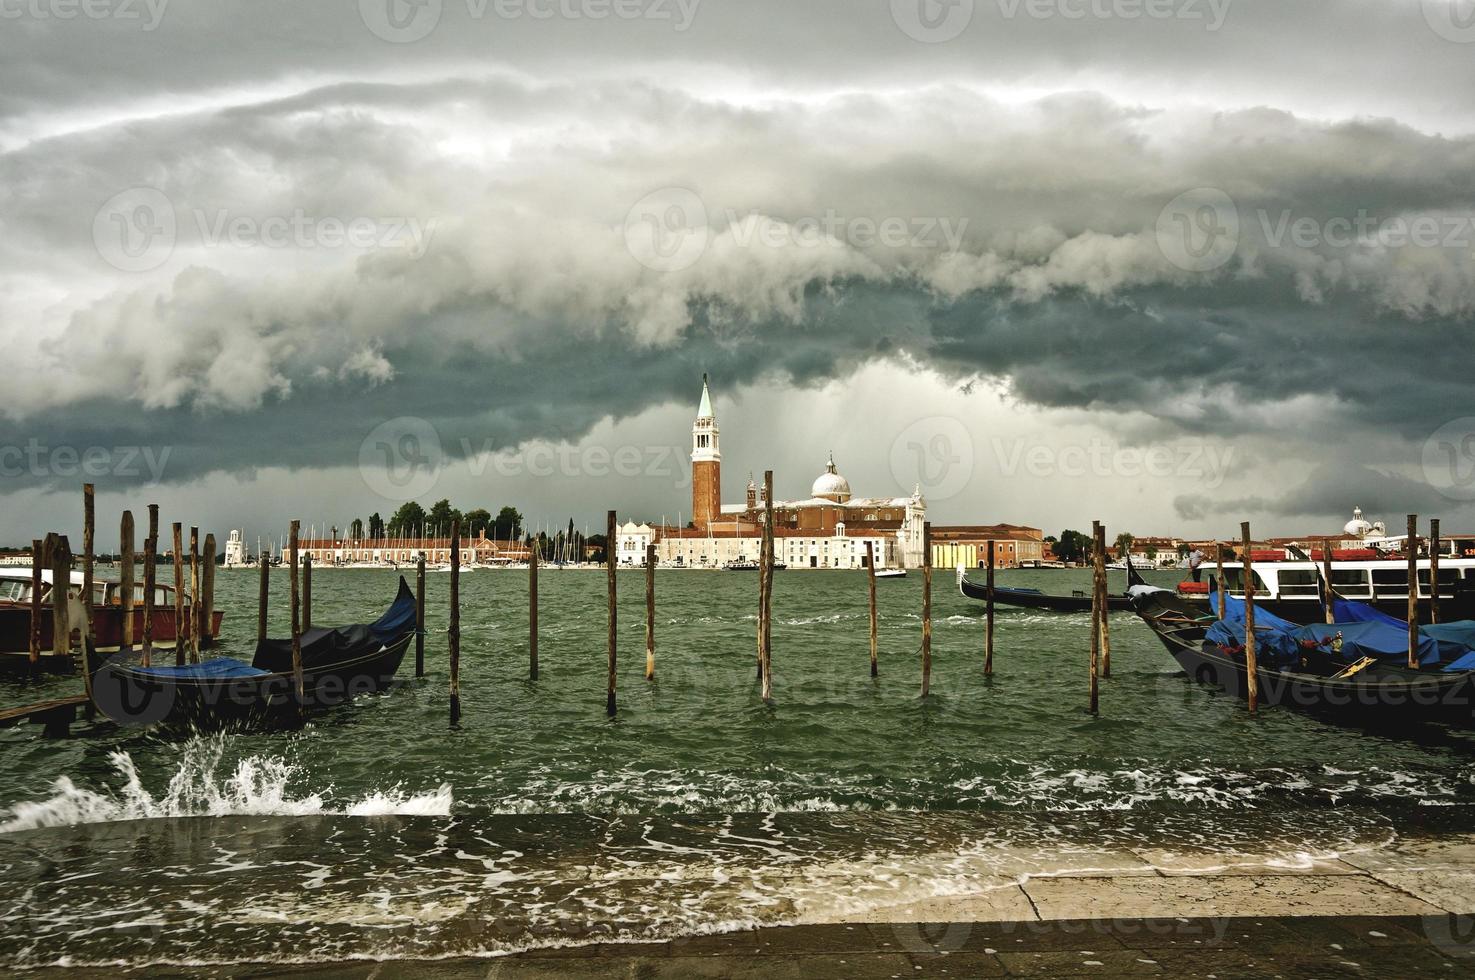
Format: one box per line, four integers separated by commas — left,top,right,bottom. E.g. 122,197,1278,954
698,373,713,419
691,373,721,528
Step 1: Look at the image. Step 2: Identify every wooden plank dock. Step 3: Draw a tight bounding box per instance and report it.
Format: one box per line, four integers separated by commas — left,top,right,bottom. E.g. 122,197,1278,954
0,695,91,737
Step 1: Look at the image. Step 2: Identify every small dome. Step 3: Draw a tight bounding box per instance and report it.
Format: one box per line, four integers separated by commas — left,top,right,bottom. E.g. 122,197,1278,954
811,451,852,500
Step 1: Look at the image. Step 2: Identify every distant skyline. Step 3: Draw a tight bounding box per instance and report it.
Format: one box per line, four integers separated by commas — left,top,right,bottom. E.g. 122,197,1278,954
4,1,1475,546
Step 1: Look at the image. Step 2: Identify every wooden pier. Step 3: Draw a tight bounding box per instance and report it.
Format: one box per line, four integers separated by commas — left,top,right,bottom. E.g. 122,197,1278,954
0,695,92,738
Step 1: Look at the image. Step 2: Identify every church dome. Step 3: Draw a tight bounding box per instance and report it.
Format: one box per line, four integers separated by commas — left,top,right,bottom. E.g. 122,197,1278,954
811,452,852,501
1343,506,1373,538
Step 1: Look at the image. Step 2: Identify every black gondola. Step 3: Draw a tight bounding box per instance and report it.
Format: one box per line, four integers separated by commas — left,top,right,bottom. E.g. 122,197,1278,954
1129,585,1475,726
957,560,1181,613
88,577,419,729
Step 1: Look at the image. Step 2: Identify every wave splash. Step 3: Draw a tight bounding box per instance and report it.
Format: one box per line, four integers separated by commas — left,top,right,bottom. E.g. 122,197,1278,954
0,736,452,832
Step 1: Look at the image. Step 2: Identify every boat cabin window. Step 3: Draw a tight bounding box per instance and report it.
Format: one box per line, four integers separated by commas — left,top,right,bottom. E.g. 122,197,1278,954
1416,569,1457,598
1219,567,1270,597
1371,568,1410,597
1331,568,1372,598
1276,569,1321,597
0,579,28,602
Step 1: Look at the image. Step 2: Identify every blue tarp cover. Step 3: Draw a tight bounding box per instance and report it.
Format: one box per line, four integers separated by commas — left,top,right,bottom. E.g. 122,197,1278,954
1205,592,1442,668
133,657,269,679
1333,597,1475,668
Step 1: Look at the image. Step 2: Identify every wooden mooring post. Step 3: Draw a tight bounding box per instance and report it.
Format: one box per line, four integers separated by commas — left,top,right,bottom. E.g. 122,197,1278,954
606,510,617,717
52,534,89,706
756,487,768,684
1321,538,1335,625
759,471,775,701
921,520,932,698
257,545,270,644
1089,521,1102,715
865,541,878,678
201,532,215,650
1407,514,1419,670
1242,521,1259,712
82,484,95,658
1217,543,1229,622
450,518,462,726
120,511,135,652
289,520,304,710
416,556,426,678
143,506,157,666
528,548,538,681
1099,523,1111,679
29,539,42,670
45,535,67,661
645,543,656,681
171,523,184,666
188,526,200,663
302,552,313,632
1431,518,1442,625
985,539,996,676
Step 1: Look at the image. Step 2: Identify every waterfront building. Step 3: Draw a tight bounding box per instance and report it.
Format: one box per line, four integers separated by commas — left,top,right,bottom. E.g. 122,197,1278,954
223,530,249,568
929,525,1045,569
295,533,527,566
665,377,926,568
616,521,656,566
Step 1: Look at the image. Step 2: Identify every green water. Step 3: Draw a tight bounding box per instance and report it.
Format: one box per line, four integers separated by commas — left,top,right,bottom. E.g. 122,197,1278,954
4,567,1473,815
2,567,1474,965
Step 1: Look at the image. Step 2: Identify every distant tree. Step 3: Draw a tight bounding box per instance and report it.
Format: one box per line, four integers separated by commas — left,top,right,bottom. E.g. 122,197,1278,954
1115,532,1135,558
426,499,460,535
462,508,492,537
1054,529,1090,564
1177,543,1190,559
349,518,365,539
387,502,426,537
368,512,385,539
493,506,524,540
588,533,609,563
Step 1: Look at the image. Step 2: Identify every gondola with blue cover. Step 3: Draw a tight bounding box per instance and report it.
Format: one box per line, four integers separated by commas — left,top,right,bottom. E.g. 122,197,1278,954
88,577,418,729
1129,581,1475,726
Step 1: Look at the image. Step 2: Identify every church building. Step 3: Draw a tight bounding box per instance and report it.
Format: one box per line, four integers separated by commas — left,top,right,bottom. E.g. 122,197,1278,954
649,377,927,569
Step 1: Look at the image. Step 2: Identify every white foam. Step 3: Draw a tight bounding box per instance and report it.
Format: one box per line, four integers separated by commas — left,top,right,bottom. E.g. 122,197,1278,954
0,736,452,832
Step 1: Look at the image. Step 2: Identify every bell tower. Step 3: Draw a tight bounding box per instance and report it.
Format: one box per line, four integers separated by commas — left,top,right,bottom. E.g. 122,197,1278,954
691,374,721,528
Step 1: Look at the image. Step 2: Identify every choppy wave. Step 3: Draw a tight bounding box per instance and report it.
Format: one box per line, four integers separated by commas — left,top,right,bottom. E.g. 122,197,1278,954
0,736,452,833
477,758,1466,815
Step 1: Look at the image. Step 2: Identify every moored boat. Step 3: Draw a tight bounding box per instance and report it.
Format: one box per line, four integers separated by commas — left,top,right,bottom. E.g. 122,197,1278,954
1202,554,1475,622
0,569,223,673
87,577,417,729
957,565,1158,612
1129,584,1475,726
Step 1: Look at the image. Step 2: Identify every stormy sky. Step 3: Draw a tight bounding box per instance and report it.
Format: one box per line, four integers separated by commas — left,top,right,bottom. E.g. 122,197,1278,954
3,0,1475,546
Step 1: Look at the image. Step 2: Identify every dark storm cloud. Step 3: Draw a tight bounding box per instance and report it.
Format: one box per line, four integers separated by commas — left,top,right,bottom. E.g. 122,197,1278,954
3,0,1475,534
1175,464,1460,523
